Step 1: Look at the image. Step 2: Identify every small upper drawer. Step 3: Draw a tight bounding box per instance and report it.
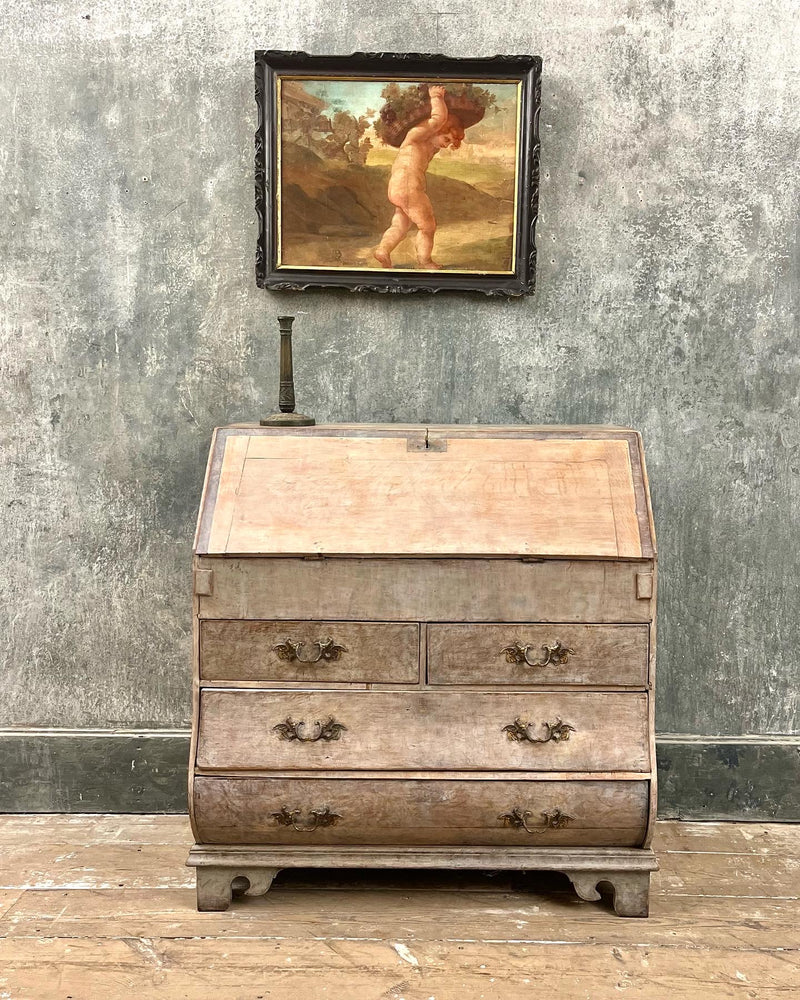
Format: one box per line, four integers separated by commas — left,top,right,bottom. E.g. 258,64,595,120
428,624,648,687
201,621,419,683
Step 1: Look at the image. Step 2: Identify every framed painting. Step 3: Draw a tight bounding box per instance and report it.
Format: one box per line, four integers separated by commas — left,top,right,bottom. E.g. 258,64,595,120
255,51,542,295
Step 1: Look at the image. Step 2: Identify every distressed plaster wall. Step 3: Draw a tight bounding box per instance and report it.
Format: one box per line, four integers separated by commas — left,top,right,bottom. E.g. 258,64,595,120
1,1,798,756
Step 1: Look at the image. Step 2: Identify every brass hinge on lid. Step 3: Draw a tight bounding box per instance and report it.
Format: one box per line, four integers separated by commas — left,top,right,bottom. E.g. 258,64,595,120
193,569,214,596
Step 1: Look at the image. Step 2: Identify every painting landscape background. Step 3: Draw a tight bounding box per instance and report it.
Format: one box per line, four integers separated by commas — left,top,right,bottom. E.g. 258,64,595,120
278,78,520,272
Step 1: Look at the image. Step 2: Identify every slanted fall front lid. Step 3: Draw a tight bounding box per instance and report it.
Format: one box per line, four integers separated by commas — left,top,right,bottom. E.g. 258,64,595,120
195,426,654,559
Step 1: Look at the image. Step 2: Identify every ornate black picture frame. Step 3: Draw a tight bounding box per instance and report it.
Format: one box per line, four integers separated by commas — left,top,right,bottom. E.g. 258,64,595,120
255,50,542,296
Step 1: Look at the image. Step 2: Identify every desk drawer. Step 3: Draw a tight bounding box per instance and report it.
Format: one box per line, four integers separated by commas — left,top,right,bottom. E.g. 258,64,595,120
193,775,649,846
196,690,650,772
197,558,654,623
201,621,419,683
428,624,648,687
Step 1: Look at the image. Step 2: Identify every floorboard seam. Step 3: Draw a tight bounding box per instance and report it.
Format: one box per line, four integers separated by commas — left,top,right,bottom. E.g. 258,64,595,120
3,933,799,953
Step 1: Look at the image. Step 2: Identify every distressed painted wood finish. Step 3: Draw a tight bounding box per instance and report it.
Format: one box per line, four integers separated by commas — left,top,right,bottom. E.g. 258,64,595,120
192,776,649,846
200,621,420,683
197,557,654,623
189,424,657,916
196,426,653,559
188,845,658,916
428,623,649,687
195,690,650,773
5,818,800,999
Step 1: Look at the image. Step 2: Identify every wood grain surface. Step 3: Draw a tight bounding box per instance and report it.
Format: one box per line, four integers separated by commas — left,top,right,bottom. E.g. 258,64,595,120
199,430,648,558
205,433,249,555
200,620,420,683
192,775,649,846
190,425,657,913
195,690,651,772
197,557,654,623
427,623,649,686
0,817,797,999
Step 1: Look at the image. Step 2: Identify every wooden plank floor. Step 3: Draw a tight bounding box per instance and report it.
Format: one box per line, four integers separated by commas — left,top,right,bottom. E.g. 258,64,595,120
0,818,798,999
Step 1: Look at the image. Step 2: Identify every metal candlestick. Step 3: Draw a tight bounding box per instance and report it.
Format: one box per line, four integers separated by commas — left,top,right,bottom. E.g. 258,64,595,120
260,315,315,426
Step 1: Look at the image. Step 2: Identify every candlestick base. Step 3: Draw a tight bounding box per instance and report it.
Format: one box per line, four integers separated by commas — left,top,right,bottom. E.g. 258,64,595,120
260,411,316,427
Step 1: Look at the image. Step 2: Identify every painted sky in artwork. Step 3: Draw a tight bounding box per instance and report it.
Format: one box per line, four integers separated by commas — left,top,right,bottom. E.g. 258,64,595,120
298,79,386,120
292,79,519,134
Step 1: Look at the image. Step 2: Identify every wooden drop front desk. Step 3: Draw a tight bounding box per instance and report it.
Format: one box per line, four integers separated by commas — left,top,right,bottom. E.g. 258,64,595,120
187,424,658,916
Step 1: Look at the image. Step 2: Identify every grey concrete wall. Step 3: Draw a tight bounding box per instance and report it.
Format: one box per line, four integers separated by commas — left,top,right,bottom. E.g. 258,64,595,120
2,2,798,750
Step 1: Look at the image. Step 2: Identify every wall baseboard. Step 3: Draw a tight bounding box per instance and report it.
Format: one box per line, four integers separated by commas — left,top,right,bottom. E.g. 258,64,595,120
0,730,188,813
1,729,798,820
655,734,800,821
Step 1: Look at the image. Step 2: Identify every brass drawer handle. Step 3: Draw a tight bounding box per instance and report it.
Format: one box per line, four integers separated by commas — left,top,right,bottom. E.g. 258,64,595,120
272,805,341,832
499,807,573,834
273,636,348,664
502,717,576,744
273,716,347,742
501,639,575,668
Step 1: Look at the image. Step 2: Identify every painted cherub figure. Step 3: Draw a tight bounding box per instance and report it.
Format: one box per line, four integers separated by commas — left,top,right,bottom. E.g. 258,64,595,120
374,85,465,270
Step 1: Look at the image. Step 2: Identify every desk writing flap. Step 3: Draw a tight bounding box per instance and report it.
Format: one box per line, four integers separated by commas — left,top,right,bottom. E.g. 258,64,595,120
195,426,653,559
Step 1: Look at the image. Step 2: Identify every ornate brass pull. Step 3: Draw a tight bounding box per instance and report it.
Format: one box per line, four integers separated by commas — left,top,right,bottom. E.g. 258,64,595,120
501,639,575,668
502,718,576,744
499,807,573,834
272,805,341,832
273,717,347,742
273,636,348,664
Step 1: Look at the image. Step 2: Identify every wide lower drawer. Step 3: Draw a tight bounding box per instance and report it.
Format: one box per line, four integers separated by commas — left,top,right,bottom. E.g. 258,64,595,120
200,621,419,683
196,690,650,772
193,775,649,846
428,624,649,687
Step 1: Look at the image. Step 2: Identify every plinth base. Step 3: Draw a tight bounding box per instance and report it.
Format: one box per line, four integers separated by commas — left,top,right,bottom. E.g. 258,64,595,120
260,412,315,426
187,845,658,916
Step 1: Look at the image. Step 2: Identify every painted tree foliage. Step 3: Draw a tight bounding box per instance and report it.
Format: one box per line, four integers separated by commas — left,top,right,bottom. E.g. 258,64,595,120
281,82,373,164
375,82,497,146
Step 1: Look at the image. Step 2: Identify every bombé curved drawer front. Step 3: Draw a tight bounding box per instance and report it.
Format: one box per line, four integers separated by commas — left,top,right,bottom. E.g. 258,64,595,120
193,775,649,846
196,690,650,772
428,624,649,687
200,621,419,683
